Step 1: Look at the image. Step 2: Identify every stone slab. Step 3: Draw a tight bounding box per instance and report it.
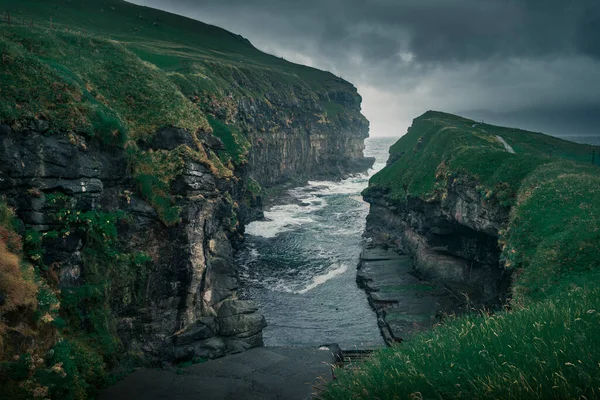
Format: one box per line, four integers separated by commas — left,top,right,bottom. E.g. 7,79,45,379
99,346,337,400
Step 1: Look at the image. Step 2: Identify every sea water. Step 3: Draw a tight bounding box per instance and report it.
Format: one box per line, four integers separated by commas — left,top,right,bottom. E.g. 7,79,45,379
236,137,396,348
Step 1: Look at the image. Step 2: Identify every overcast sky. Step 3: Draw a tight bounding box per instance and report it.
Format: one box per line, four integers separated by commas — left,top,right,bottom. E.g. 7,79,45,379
128,0,600,138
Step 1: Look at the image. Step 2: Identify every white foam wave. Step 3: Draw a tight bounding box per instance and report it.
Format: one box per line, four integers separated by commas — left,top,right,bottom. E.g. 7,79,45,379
245,199,318,238
294,263,348,294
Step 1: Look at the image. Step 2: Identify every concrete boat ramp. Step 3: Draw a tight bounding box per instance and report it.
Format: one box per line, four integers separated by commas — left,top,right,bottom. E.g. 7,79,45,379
100,346,349,400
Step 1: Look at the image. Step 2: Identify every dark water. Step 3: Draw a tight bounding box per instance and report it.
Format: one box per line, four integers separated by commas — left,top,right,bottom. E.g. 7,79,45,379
236,137,396,349
555,135,600,146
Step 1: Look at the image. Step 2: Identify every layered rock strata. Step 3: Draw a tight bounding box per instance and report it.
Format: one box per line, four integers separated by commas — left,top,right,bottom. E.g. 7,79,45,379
361,181,512,343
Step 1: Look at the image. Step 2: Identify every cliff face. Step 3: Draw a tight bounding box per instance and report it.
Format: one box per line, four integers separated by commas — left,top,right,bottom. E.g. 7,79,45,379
363,181,512,309
197,82,373,190
0,3,374,396
0,99,370,365
0,124,267,363
0,0,374,377
361,110,600,344
240,92,372,187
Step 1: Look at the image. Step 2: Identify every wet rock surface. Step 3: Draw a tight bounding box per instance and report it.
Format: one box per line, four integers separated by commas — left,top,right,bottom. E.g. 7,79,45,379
99,347,336,400
357,245,453,344
0,126,264,363
361,181,513,343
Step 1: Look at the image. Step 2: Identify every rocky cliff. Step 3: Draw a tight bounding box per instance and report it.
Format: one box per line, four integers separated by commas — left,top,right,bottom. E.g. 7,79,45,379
0,1,372,397
360,111,600,343
359,174,513,345
0,124,269,363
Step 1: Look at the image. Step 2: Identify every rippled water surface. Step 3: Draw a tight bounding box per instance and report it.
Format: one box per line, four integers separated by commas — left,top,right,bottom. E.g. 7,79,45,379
237,137,396,348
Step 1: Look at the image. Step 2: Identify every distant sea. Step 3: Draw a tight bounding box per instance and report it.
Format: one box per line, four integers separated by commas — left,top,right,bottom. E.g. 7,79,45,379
555,135,600,146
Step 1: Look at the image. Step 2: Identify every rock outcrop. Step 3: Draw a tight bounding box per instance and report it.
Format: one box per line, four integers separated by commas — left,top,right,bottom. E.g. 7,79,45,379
241,93,373,187
364,180,512,304
0,125,268,362
0,85,371,363
360,181,513,343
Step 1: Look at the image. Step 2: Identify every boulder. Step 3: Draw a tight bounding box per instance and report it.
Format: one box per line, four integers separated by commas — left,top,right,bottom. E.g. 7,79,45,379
217,300,266,338
173,319,217,346
197,130,225,150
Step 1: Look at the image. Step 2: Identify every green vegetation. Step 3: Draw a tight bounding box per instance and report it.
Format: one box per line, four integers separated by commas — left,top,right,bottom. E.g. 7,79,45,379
368,111,598,205
503,161,600,303
0,0,366,397
323,286,600,400
0,0,360,139
0,0,362,222
324,112,600,399
366,111,600,302
207,115,251,165
0,196,152,399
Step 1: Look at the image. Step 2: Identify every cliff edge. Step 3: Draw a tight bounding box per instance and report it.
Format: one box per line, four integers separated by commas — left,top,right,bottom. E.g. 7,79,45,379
0,0,372,397
361,111,600,343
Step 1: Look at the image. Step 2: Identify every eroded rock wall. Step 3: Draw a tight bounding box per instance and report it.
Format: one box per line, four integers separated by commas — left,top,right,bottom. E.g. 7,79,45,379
206,89,374,188
363,179,512,313
0,125,265,363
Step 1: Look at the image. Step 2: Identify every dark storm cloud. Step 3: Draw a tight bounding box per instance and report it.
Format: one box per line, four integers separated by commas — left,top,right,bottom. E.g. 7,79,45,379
128,0,600,137
132,0,600,62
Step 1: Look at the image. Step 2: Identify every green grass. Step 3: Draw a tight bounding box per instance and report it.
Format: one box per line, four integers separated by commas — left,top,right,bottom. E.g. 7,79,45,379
326,112,600,399
323,285,600,400
0,0,365,220
0,26,207,139
503,161,600,303
366,111,600,303
368,111,599,206
0,0,362,139
207,115,251,165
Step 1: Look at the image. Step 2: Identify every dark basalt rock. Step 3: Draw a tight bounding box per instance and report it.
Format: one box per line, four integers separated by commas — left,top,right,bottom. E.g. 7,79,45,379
1,78,375,365
361,179,513,343
0,127,265,364
197,130,225,150
152,127,196,150
217,299,267,338
173,319,217,346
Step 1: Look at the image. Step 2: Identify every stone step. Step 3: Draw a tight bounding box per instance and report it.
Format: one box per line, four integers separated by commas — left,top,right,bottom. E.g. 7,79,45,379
99,347,338,400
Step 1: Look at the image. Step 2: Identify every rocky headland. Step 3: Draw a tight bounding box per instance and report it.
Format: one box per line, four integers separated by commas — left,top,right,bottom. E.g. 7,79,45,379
0,1,372,397
358,110,600,344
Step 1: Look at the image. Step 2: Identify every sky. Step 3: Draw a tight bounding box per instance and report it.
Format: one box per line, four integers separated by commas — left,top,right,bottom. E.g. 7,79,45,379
128,0,600,138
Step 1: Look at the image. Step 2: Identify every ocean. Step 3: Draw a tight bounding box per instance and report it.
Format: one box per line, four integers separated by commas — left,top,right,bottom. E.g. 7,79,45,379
236,137,396,349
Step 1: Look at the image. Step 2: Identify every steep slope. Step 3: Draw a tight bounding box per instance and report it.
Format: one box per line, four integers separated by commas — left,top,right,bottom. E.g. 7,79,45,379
0,0,372,187
321,112,600,399
360,111,600,342
364,111,600,303
0,1,372,398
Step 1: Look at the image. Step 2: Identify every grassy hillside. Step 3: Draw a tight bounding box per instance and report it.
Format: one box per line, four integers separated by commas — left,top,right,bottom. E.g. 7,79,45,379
0,0,364,225
0,2,367,398
323,286,600,400
0,0,360,139
367,111,599,205
323,113,600,399
366,111,600,302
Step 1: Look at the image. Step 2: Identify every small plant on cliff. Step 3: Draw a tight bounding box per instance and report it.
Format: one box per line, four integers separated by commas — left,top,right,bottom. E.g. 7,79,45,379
129,147,184,226
207,115,251,165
